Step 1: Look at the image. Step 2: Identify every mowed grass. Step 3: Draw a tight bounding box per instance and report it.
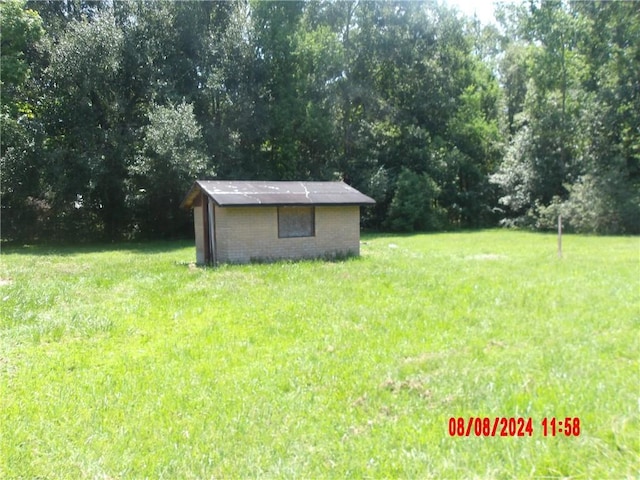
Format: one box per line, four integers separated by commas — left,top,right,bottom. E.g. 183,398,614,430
1,231,638,479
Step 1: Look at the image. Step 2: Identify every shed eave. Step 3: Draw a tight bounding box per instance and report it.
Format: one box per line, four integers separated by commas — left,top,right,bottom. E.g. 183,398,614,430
179,182,201,210
215,202,375,207
181,180,376,209
180,181,223,209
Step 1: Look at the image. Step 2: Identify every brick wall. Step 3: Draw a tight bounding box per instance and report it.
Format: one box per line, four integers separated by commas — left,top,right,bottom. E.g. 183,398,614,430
213,205,361,263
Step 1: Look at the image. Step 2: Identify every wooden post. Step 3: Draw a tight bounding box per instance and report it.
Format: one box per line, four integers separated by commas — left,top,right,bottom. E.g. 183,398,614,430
557,214,562,258
208,197,216,267
202,192,211,265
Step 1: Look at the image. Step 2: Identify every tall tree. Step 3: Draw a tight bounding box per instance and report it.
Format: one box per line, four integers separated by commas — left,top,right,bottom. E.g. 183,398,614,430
41,11,126,239
0,0,44,240
130,102,209,237
250,1,306,179
492,0,639,233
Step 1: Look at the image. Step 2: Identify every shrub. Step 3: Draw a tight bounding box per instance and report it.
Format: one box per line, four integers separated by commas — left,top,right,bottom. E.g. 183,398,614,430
384,168,444,232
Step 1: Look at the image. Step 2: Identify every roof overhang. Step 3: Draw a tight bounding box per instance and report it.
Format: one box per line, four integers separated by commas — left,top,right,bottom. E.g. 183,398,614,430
180,180,376,209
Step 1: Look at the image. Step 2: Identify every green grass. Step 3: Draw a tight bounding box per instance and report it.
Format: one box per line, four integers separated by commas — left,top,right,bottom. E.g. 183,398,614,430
1,231,638,479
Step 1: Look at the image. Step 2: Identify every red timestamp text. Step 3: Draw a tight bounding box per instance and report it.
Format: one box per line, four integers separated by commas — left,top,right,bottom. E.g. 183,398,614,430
541,417,581,437
448,417,581,437
448,417,534,437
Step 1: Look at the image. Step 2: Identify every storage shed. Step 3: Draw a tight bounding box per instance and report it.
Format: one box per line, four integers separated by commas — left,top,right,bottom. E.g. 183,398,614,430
180,180,375,265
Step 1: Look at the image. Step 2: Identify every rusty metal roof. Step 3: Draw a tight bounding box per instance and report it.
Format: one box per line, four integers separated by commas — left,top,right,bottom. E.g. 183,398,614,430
180,180,375,209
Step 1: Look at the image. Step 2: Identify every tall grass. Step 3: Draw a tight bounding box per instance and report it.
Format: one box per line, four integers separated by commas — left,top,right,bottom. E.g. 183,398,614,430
1,231,638,478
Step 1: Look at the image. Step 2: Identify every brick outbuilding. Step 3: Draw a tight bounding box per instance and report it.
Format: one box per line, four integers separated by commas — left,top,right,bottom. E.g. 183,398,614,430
180,181,375,265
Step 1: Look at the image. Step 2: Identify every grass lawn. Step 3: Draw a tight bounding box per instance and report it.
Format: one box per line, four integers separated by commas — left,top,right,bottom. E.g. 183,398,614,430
1,230,638,479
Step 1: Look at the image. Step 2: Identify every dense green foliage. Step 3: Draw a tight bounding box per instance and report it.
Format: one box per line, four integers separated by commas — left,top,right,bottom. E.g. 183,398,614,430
491,0,640,233
1,232,638,477
1,0,638,241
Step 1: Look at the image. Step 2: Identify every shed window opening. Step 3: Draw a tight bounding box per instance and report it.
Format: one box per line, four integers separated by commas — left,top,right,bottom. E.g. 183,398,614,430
278,206,315,238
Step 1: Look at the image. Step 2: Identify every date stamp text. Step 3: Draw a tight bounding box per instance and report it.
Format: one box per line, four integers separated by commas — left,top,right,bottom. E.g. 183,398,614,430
448,417,581,437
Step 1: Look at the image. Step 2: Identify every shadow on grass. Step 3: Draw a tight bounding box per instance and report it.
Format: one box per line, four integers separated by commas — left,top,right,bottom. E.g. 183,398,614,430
176,250,365,270
1,229,550,258
0,239,193,257
1,230,495,258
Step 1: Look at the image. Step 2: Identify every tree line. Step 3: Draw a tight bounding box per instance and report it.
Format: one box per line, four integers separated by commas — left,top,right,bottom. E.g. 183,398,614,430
1,0,638,242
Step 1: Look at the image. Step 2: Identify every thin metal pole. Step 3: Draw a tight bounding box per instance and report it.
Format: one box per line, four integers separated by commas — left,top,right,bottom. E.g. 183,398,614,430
558,214,562,258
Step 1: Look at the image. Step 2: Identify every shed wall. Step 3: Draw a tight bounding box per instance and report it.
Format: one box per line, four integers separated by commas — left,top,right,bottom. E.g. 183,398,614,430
214,205,360,263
